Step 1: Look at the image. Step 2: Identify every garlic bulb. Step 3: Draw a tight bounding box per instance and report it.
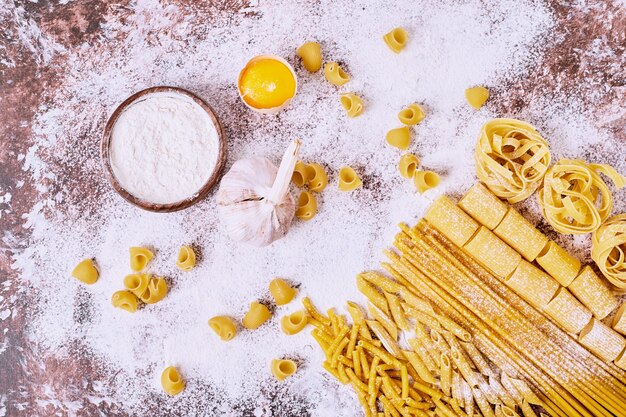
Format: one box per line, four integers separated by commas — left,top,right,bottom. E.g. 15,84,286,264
217,140,301,246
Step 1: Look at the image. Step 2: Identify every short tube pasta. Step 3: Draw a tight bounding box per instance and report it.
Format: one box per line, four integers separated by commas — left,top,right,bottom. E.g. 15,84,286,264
176,245,196,271
129,246,154,272
296,41,322,72
506,260,559,310
591,214,626,289
242,301,272,329
292,161,311,187
324,62,350,86
568,266,618,319
493,208,548,262
295,191,317,220
269,278,297,305
543,287,592,334
383,27,408,53
398,154,419,179
535,241,581,287
271,359,297,381
463,227,522,279
281,310,308,335
123,273,150,297
306,163,328,192
397,104,424,126
615,349,626,371
139,277,168,304
424,195,480,248
613,304,626,336
578,318,626,362
71,259,99,285
111,290,138,313
458,182,508,230
340,93,364,118
161,366,185,396
413,171,440,194
208,316,237,341
386,126,411,150
338,166,362,191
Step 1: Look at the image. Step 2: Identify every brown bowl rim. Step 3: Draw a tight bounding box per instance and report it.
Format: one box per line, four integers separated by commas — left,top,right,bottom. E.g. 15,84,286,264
101,86,227,213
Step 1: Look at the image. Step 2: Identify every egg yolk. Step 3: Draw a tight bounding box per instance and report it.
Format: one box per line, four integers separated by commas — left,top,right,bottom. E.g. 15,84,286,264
239,59,296,109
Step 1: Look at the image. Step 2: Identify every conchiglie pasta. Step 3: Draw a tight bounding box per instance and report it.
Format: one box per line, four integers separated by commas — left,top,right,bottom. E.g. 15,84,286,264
296,42,322,72
324,62,350,86
71,259,99,284
338,166,362,191
340,93,364,118
465,86,489,109
295,191,317,221
123,273,151,297
398,104,424,125
269,278,297,305
281,310,308,335
398,154,419,179
386,126,411,150
292,161,311,187
271,359,298,381
306,163,328,192
208,316,237,341
111,290,138,313
161,366,185,396
129,246,154,271
414,170,440,193
383,27,409,53
176,245,196,271
139,277,168,304
242,301,272,330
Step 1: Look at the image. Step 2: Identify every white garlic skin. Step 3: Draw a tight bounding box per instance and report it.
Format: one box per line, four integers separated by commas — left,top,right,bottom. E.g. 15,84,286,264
217,157,295,247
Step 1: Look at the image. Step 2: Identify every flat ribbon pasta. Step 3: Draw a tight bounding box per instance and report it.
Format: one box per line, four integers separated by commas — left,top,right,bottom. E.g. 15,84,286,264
475,118,551,203
538,159,626,234
592,214,626,289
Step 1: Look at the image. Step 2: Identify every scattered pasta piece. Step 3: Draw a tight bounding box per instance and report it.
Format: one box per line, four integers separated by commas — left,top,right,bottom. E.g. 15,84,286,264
176,245,196,271
161,366,185,396
71,259,99,284
281,310,308,335
208,316,237,341
296,41,322,72
383,27,409,53
139,277,168,304
475,118,551,203
465,86,489,109
413,170,440,194
269,278,297,305
398,104,424,125
398,154,419,179
292,161,312,187
306,163,328,192
578,318,626,362
129,246,154,272
338,166,362,191
592,214,626,289
242,301,272,330
385,126,411,150
271,359,297,381
111,290,138,313
295,191,317,221
340,93,364,118
323,62,350,86
538,159,626,234
123,273,150,297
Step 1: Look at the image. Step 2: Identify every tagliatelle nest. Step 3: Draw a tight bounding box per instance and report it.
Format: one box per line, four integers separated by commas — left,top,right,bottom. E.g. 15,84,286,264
592,214,626,289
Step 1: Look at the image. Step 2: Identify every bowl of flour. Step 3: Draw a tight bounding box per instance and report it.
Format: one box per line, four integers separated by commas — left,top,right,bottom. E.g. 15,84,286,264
102,87,226,212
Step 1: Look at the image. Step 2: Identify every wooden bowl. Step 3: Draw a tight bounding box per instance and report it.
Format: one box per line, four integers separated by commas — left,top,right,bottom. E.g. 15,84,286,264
101,86,227,212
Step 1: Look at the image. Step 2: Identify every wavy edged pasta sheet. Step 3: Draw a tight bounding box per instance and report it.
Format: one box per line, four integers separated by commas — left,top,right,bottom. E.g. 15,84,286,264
111,290,138,313
397,103,424,125
538,159,626,234
129,246,154,272
161,366,185,396
139,277,167,304
271,359,297,381
123,273,150,297
383,27,408,53
475,118,550,204
269,278,296,305
323,62,350,86
413,170,440,193
295,191,317,220
176,245,196,271
208,316,237,341
306,163,328,192
338,166,362,191
340,93,364,118
296,41,322,72
465,86,490,109
398,154,419,179
281,310,308,335
385,126,411,150
71,258,99,284
242,301,271,330
592,214,626,289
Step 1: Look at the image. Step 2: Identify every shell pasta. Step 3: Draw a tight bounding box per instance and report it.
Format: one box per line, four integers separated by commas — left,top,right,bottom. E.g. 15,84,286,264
292,161,312,187
271,359,297,381
413,170,440,193
338,166,362,191
123,273,150,297
242,301,272,329
323,62,350,86
296,41,322,72
71,259,99,284
398,154,419,179
397,104,424,125
383,27,408,53
129,246,153,271
340,93,364,118
161,366,185,396
111,290,138,313
306,163,328,192
139,277,167,304
281,310,308,335
591,214,626,289
465,86,489,109
385,126,411,150
176,245,196,271
295,191,317,221
269,278,297,305
208,316,237,341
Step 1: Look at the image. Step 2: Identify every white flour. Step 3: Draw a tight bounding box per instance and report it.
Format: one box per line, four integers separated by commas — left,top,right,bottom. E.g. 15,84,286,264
109,92,220,204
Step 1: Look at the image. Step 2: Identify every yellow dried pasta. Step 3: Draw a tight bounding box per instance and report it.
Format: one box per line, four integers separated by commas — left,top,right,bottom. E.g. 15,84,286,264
458,182,508,230
413,171,440,194
338,166,362,191
71,259,99,285
568,266,618,319
592,214,626,289
506,260,559,310
242,301,272,329
269,278,297,305
383,27,408,53
123,273,150,297
424,195,480,248
281,310,308,335
535,241,581,287
578,318,626,362
161,366,185,396
129,246,153,271
295,191,317,221
386,126,411,150
292,160,312,187
139,276,167,304
398,103,425,125
465,86,489,109
296,41,322,72
398,154,419,179
475,118,550,204
111,290,138,313
306,163,328,192
493,208,548,262
463,227,521,279
544,287,592,334
340,93,364,118
538,159,626,234
208,315,237,341
613,304,626,336
324,62,350,86
176,245,196,271
271,359,297,381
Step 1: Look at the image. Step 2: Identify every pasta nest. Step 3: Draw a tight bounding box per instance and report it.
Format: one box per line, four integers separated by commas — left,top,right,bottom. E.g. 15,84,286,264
537,159,626,235
475,118,550,203
592,214,626,289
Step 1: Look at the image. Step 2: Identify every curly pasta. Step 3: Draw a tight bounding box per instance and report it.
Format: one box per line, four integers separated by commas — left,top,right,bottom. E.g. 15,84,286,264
538,159,626,234
592,214,626,289
176,245,196,271
475,118,551,203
